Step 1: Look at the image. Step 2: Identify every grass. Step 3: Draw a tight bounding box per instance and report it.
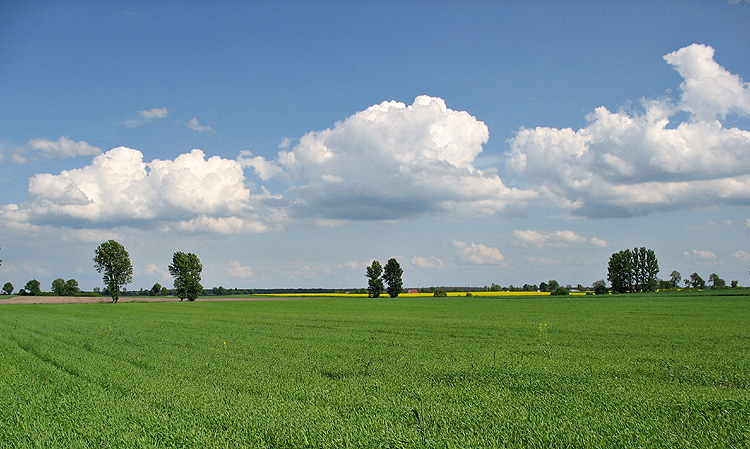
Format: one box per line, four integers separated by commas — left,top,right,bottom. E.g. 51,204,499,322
0,293,748,448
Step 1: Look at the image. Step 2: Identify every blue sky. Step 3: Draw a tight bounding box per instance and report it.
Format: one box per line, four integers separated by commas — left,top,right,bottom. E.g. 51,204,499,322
1,1,749,291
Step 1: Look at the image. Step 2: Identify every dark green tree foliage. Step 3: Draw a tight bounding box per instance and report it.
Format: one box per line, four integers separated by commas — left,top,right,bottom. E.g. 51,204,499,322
550,286,569,296
608,247,659,293
52,278,67,295
150,283,162,296
52,278,80,295
169,252,203,301
383,258,403,298
592,280,608,295
689,272,706,289
365,260,384,298
66,279,80,295
24,279,41,295
708,273,726,288
3,282,13,295
93,240,133,303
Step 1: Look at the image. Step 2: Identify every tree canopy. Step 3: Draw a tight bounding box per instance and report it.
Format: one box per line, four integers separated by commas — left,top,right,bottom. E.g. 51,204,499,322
168,252,203,301
607,247,659,293
93,240,133,303
383,258,404,298
365,260,384,298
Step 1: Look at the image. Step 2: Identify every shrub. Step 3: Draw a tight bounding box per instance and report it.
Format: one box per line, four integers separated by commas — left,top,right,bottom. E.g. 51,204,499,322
550,287,570,296
433,289,447,297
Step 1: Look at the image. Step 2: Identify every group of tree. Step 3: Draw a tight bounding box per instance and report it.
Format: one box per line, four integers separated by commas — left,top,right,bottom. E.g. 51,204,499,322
365,258,403,298
607,247,660,293
51,278,80,296
93,240,202,303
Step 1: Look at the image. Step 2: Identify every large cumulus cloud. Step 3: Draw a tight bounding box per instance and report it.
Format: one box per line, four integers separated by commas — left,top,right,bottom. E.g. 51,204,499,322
507,44,750,218
1,147,272,233
251,95,535,220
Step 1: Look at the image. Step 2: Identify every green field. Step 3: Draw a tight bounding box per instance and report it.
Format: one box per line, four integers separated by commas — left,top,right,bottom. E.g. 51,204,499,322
0,294,748,448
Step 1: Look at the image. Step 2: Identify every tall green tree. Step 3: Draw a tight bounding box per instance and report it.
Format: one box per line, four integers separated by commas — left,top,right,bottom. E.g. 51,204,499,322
383,258,403,298
3,282,13,295
93,240,133,303
168,252,203,301
52,278,68,295
66,279,80,295
365,260,384,298
24,279,41,295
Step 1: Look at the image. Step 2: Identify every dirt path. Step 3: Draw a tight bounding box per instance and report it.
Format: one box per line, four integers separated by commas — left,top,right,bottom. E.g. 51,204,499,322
0,296,313,305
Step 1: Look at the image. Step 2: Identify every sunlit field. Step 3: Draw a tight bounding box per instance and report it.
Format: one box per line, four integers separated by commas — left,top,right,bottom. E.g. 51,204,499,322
1,293,748,448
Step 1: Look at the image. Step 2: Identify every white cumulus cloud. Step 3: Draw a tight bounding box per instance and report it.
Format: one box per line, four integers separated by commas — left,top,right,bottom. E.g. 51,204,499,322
452,240,504,265
238,150,284,181
251,96,535,220
0,147,272,233
663,44,750,121
507,44,750,218
731,250,750,261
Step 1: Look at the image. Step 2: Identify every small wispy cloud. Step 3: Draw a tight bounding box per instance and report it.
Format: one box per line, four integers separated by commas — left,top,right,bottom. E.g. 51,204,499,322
139,107,168,119
411,256,444,269
228,261,253,278
187,117,213,132
10,136,102,163
123,107,169,127
683,249,717,260
278,137,293,149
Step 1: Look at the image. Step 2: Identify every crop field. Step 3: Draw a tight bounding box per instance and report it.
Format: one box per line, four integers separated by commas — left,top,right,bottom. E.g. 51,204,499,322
0,293,748,448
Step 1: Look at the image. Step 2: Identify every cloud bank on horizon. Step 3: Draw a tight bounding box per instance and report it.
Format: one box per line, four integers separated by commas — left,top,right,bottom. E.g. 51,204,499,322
507,44,750,218
2,44,749,233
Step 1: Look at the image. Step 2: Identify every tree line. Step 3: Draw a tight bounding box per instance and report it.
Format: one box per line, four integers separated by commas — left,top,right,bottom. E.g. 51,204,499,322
1,244,745,300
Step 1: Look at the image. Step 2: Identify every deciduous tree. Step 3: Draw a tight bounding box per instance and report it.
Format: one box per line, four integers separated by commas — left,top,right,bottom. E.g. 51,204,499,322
52,278,68,295
670,270,682,288
383,258,403,298
592,280,608,295
93,240,133,303
708,273,725,288
169,252,203,301
689,272,705,289
365,260,384,298
24,279,41,295
66,279,80,295
2,282,12,295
